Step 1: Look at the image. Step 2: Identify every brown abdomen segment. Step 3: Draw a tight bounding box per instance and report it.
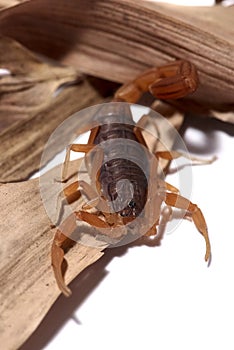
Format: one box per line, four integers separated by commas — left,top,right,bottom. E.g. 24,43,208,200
94,122,148,217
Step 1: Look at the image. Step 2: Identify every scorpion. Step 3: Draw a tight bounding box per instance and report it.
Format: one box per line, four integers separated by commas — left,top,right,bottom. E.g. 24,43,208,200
51,60,211,296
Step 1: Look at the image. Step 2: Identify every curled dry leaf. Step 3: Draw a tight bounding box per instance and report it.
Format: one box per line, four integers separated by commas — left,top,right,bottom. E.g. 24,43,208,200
0,36,80,130
0,81,104,182
0,0,234,118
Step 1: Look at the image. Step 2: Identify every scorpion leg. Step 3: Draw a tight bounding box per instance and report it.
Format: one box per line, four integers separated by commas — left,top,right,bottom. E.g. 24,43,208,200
87,126,100,145
87,145,104,193
51,213,77,297
53,179,103,296
164,181,180,194
85,126,101,174
76,211,126,239
53,208,120,296
133,124,147,147
65,142,110,218
76,210,125,230
155,150,216,165
62,143,94,182
133,113,160,151
76,210,110,229
59,180,100,206
113,60,198,103
59,123,99,182
137,114,161,149
56,179,106,226
133,114,158,148
143,158,179,238
164,192,211,262
142,153,162,237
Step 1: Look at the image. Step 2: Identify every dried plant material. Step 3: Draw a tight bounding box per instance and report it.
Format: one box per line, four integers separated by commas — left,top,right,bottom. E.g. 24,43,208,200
0,104,184,349
0,79,104,182
0,0,28,10
0,36,81,130
209,109,234,124
0,159,105,350
0,0,234,117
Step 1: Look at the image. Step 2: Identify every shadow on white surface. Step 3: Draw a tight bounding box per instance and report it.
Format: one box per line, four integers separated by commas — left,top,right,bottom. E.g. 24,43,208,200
20,235,164,350
181,113,234,155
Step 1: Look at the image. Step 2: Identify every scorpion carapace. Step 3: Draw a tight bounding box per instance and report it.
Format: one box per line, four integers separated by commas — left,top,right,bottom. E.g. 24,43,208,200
51,60,211,297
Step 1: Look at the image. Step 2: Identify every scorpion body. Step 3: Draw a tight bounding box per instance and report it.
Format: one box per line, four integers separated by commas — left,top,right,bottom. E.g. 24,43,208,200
51,60,211,297
93,111,149,219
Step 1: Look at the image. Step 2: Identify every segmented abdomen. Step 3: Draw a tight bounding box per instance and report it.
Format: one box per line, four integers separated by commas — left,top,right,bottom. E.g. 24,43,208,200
94,122,148,217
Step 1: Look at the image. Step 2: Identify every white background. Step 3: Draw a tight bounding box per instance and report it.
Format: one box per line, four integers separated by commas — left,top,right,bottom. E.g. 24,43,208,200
21,1,234,350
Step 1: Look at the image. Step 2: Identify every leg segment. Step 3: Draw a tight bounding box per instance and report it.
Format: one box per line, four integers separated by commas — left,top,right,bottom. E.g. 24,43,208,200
113,60,198,103
69,180,100,203
53,193,112,296
132,113,161,156
86,146,104,190
164,181,180,194
133,121,148,147
62,144,94,182
51,231,73,297
51,213,78,297
87,126,100,145
165,192,211,262
138,114,161,150
155,150,216,164
60,125,99,182
143,153,162,237
56,179,100,217
75,210,126,239
75,210,110,229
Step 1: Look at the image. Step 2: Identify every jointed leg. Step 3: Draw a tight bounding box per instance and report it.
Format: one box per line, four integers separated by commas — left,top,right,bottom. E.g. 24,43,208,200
53,182,114,296
51,231,73,297
75,210,126,239
62,143,94,182
165,192,211,262
143,154,162,237
87,126,100,145
84,126,101,172
155,150,216,165
51,213,78,297
57,175,118,226
133,123,147,148
88,146,104,192
75,210,110,229
133,114,161,152
164,181,180,194
59,121,100,182
56,179,99,215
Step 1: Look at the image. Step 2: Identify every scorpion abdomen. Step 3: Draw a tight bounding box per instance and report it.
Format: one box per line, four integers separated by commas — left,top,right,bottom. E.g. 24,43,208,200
94,118,148,218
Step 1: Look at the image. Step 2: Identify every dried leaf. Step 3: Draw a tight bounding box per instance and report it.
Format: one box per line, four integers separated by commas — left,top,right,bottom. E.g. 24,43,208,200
0,36,80,130
0,159,105,350
0,80,104,182
0,0,234,117
210,109,234,124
